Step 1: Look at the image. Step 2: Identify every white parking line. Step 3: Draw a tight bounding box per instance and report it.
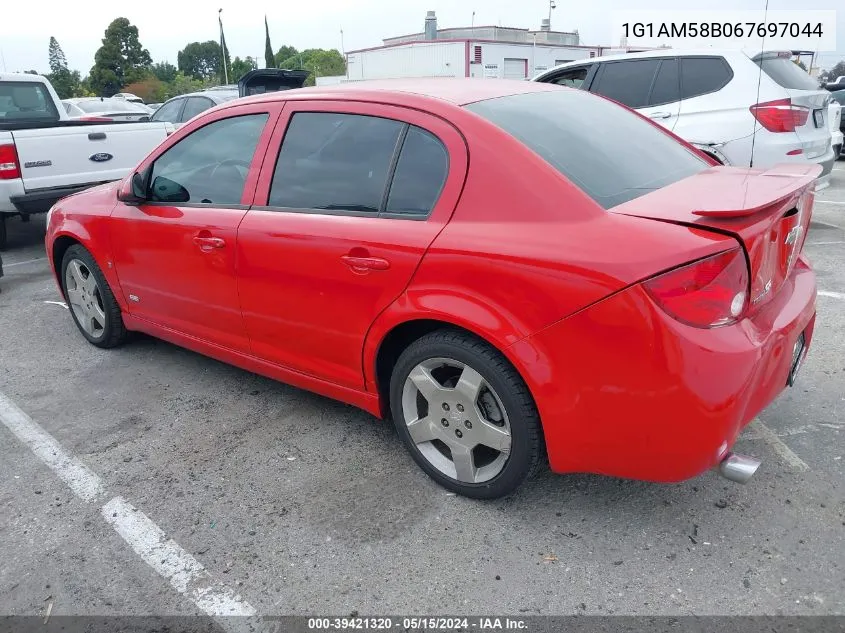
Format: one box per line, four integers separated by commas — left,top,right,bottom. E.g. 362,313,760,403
0,390,257,619
805,241,845,246
749,418,810,472
4,257,47,268
815,199,845,205
103,497,256,617
0,392,104,501
818,291,845,300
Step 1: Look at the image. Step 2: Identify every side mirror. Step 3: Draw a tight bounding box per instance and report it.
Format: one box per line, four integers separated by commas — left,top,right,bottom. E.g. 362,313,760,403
117,172,147,205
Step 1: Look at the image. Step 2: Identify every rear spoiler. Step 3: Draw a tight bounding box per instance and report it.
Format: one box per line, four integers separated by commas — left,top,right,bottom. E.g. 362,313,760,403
237,69,310,98
692,164,821,218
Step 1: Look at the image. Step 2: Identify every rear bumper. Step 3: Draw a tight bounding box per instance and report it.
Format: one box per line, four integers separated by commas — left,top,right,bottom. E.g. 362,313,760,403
511,255,817,482
8,182,107,215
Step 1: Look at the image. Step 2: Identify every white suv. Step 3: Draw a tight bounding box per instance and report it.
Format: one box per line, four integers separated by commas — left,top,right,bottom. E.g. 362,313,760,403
533,49,835,188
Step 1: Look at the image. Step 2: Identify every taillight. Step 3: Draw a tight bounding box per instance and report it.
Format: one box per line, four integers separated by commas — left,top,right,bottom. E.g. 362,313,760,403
0,144,21,180
644,248,749,328
750,98,809,133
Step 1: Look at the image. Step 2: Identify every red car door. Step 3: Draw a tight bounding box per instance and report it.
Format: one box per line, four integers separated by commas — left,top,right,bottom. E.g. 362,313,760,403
109,104,280,351
237,101,468,389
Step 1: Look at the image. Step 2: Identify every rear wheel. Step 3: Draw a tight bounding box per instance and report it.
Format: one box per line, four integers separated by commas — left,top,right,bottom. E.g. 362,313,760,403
60,244,127,348
389,329,543,499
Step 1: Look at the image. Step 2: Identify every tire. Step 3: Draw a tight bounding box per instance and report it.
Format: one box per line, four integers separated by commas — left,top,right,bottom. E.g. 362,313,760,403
60,244,127,348
389,329,543,499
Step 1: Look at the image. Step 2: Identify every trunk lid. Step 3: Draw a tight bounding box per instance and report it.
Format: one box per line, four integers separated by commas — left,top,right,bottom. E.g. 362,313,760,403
237,69,309,98
609,163,819,312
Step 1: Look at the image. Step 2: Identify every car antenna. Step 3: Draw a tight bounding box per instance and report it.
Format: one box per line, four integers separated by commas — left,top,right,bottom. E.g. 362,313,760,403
749,0,770,169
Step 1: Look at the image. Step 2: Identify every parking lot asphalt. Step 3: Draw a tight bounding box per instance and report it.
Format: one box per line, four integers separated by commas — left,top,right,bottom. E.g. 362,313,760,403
0,163,844,618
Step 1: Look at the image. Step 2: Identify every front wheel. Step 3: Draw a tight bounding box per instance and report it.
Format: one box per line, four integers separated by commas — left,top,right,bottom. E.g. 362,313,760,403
60,244,127,348
389,330,543,499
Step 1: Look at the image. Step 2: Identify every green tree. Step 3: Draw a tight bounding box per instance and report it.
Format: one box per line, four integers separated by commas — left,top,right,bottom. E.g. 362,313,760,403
823,60,845,83
264,17,275,69
231,56,258,82
152,61,178,83
275,45,299,69
177,41,223,81
88,18,153,96
168,72,205,97
46,37,81,98
278,48,345,86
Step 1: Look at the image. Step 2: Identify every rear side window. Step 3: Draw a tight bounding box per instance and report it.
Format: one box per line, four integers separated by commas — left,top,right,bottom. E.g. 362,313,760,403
591,59,660,109
466,90,708,209
151,98,183,123
269,112,404,213
680,57,733,100
0,82,59,123
386,126,449,217
648,58,680,106
755,57,821,91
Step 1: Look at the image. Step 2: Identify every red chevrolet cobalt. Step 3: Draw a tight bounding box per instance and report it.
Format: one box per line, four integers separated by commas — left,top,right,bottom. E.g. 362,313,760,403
45,80,818,498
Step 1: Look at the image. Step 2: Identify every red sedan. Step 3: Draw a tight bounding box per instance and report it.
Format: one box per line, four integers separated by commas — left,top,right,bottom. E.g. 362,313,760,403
45,79,818,499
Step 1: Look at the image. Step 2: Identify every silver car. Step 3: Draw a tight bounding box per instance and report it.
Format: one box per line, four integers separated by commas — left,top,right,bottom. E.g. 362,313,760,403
62,97,152,122
149,88,239,129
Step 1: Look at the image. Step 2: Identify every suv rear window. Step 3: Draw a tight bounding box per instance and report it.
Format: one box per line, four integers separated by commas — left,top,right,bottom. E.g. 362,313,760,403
465,90,708,209
755,56,821,91
0,82,59,123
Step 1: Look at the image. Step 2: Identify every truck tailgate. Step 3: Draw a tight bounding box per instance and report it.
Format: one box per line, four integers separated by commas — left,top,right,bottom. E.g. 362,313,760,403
11,123,168,191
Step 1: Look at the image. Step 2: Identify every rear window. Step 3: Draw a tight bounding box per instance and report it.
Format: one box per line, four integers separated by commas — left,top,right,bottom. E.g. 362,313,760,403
0,81,59,123
465,89,708,209
755,57,820,91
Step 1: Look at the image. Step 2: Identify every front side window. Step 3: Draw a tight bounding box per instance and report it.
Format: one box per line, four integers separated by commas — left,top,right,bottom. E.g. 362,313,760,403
148,113,269,206
590,59,661,109
269,112,404,213
181,97,215,122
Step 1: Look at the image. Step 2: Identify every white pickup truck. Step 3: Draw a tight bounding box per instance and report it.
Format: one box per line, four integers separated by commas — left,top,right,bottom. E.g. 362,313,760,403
0,72,172,248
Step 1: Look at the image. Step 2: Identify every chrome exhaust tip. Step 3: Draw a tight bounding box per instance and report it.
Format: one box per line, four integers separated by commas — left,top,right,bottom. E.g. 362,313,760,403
718,453,761,484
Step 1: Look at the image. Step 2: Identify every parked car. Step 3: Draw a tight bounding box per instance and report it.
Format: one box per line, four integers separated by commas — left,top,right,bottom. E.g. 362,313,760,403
113,92,145,104
62,97,153,122
0,72,172,248
45,79,818,498
533,49,835,188
824,76,845,92
830,89,845,157
829,98,843,158
151,70,309,129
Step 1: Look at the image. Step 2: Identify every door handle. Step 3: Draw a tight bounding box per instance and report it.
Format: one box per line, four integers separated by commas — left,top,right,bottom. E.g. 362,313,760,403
648,111,672,119
193,235,226,250
341,255,390,271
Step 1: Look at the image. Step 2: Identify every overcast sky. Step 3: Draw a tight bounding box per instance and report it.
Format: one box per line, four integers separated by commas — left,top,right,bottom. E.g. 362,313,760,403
1,0,843,75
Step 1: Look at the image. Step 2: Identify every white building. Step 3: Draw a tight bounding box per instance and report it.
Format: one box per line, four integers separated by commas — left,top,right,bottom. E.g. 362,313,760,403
327,12,612,85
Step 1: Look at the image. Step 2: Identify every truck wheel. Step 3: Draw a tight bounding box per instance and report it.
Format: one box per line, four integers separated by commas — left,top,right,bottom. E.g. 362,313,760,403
60,244,127,348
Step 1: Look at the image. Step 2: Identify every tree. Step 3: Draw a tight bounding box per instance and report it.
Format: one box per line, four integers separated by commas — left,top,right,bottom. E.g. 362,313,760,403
231,56,258,82
275,45,299,69
168,72,205,97
177,41,223,81
88,18,152,96
123,77,167,102
152,61,178,83
278,48,345,85
822,60,845,83
46,37,81,98
264,17,275,69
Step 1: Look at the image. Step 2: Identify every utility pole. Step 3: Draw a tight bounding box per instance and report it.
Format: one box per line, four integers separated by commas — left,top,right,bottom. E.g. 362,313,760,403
218,8,229,84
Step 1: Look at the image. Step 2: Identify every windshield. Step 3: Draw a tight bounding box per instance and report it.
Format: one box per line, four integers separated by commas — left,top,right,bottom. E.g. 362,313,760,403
465,89,708,209
0,81,60,123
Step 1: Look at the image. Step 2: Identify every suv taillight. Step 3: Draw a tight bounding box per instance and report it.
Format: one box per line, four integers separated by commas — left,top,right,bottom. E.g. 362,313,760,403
643,248,749,328
750,98,809,133
0,144,21,180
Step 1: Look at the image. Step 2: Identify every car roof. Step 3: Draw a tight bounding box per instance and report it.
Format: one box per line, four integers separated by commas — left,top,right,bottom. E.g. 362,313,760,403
0,72,48,83
229,78,562,110
165,89,238,104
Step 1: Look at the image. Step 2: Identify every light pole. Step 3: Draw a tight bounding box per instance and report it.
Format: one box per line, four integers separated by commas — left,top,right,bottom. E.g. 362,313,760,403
218,8,229,84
